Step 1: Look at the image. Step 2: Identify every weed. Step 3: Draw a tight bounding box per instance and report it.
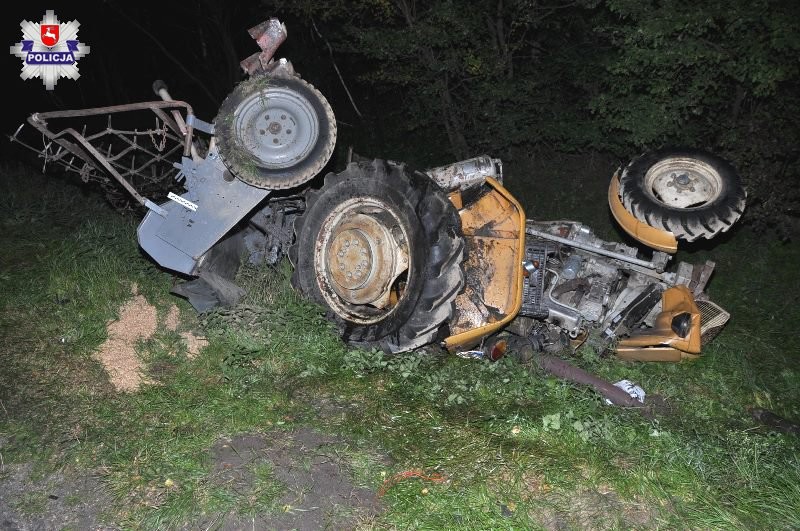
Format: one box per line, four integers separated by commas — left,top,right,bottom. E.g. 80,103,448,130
246,462,286,512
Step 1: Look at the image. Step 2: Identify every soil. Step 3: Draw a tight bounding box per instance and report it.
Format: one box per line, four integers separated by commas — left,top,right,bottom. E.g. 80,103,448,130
0,462,118,531
0,428,382,530
201,428,382,530
534,487,658,530
2,289,372,529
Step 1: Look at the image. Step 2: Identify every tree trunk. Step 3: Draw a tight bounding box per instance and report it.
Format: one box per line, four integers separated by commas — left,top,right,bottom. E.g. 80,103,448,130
395,0,470,158
439,77,470,159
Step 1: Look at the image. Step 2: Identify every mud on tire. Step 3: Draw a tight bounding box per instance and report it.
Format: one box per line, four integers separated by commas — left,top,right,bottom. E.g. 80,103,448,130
619,148,746,242
290,160,465,353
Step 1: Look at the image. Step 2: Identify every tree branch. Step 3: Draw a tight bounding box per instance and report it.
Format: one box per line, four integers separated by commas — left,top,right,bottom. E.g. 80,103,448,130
311,19,363,119
110,4,219,106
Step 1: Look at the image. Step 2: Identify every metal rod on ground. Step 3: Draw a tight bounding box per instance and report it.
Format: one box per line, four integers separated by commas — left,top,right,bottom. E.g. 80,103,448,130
533,353,646,409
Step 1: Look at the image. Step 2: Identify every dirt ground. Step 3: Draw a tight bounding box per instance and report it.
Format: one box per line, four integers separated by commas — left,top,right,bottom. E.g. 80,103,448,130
0,427,382,530
0,460,117,531
200,428,382,530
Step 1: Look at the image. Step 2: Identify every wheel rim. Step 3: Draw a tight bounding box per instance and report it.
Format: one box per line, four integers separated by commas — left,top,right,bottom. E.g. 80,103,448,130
644,157,723,209
314,198,411,324
233,86,320,169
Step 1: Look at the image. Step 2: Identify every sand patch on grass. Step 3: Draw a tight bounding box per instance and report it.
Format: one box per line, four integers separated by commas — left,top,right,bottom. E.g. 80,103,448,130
164,303,208,358
94,284,156,392
95,286,209,391
180,331,208,359
164,304,180,331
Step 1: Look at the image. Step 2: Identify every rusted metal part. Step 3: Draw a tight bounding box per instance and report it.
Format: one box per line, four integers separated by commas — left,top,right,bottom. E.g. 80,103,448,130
534,354,646,408
444,177,525,350
13,100,198,206
152,80,202,160
150,106,184,139
674,260,716,298
426,155,503,192
325,212,406,307
240,18,288,76
37,126,147,206
314,197,410,323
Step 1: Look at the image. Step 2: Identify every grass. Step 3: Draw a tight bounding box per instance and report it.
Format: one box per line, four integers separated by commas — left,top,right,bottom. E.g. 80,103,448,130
1,162,799,529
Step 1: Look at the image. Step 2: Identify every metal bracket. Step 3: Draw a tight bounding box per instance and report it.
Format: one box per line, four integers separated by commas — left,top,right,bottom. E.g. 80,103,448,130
144,199,168,217
186,114,215,135
240,18,288,76
137,152,270,275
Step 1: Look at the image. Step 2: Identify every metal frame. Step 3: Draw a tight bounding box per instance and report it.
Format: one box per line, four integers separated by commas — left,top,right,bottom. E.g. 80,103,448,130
12,100,198,207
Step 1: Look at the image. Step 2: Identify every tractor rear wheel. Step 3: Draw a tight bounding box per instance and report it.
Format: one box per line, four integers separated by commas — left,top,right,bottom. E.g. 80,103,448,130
290,160,465,353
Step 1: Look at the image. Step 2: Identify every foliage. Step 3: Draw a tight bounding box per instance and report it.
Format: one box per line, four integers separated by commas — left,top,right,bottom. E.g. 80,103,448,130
267,0,581,163
586,0,800,237
20,1,796,233
263,0,800,236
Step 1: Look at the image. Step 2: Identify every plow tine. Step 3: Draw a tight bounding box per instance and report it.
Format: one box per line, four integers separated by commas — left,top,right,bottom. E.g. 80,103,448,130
11,99,208,209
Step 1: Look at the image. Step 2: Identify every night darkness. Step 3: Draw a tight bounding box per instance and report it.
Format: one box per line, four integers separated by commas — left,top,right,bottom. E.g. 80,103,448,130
4,0,800,217
3,1,327,162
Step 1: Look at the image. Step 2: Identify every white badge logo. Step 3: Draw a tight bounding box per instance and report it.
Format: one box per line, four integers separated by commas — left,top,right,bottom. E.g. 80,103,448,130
9,10,90,90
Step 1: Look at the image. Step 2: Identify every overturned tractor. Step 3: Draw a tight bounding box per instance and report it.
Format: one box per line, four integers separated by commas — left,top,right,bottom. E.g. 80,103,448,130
12,18,745,367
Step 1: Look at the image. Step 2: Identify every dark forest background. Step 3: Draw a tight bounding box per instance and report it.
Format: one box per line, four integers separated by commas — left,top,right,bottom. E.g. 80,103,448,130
4,0,799,238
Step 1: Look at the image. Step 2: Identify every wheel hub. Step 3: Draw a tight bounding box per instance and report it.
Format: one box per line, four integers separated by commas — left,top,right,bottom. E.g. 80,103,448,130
645,157,722,208
672,172,691,187
233,86,319,169
328,228,375,290
317,201,410,315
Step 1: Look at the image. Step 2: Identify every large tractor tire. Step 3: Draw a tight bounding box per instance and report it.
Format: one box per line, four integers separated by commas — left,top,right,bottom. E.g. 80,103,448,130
215,75,336,190
290,160,465,353
619,148,746,242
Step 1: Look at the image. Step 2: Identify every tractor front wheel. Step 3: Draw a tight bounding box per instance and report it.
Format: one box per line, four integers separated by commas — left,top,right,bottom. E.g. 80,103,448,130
618,148,746,242
215,75,337,190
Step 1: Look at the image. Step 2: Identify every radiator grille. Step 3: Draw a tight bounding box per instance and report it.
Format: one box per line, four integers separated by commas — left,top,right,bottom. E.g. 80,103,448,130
520,242,551,318
697,299,730,345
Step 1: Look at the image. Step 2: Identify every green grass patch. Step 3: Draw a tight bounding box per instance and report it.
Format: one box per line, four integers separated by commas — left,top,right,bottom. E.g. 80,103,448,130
1,164,799,529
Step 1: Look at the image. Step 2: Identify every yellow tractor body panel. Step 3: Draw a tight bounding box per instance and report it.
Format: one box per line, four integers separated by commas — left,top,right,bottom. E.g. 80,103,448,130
614,346,685,362
443,177,526,351
616,285,702,361
608,174,678,254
